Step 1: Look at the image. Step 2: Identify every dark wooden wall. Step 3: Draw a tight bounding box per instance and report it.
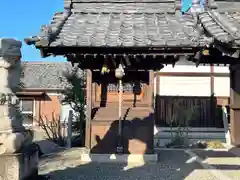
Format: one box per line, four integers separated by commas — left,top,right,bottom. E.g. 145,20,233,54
155,96,229,128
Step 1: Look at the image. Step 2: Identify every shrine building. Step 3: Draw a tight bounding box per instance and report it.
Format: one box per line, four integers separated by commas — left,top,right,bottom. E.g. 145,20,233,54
25,0,240,156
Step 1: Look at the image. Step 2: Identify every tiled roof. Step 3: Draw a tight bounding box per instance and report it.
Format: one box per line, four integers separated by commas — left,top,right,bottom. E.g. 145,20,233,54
50,12,209,47
71,2,176,13
21,62,83,89
216,2,240,12
199,11,240,46
24,0,240,49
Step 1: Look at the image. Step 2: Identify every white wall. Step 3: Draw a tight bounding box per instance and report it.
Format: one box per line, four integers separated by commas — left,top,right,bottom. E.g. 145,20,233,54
213,65,230,97
214,77,230,97
155,64,230,97
214,65,229,73
159,76,211,96
160,64,229,73
160,64,211,73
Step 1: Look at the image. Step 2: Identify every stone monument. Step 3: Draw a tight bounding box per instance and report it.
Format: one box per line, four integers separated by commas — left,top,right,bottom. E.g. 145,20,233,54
0,39,38,180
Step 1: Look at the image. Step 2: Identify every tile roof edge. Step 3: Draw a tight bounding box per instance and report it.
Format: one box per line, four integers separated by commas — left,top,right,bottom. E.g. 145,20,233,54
22,61,70,64
24,9,72,46
21,88,65,91
71,0,175,2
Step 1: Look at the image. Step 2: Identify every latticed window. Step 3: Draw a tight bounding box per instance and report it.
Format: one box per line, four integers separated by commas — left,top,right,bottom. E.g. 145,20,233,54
107,83,143,93
19,98,35,126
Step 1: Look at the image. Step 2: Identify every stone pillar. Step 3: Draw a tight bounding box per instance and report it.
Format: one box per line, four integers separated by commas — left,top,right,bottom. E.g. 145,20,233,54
0,39,38,180
229,64,240,146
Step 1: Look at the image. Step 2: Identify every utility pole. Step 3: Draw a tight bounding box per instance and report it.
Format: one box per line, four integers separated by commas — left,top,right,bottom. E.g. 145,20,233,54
66,110,73,148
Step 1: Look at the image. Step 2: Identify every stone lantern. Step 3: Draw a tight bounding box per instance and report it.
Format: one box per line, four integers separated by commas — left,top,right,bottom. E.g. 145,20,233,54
0,39,38,180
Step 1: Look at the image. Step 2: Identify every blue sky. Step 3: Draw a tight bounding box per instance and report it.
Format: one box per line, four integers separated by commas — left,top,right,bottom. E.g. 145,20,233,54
0,0,66,62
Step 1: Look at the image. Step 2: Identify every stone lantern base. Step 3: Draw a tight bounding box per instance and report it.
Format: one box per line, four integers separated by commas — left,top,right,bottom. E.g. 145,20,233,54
0,143,39,180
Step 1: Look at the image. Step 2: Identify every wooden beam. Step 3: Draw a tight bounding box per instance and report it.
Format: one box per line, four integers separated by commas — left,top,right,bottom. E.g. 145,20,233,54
156,75,160,96
154,72,229,77
42,46,198,57
148,70,154,109
210,65,214,96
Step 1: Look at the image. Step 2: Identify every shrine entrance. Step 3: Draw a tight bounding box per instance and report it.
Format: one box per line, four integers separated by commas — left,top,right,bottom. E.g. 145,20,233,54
88,70,154,154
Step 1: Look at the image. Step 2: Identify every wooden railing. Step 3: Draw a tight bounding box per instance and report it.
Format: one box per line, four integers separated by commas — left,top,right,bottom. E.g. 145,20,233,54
155,96,224,128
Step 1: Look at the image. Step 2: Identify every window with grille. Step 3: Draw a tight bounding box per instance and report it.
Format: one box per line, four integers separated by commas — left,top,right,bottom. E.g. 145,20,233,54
107,83,143,93
19,98,35,126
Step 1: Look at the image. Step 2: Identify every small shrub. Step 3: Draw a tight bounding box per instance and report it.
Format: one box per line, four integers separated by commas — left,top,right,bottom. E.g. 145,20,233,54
206,140,225,149
166,98,200,148
37,115,66,147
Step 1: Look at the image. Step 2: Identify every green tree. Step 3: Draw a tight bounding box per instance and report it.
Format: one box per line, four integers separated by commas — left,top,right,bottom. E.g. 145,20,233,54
60,66,86,145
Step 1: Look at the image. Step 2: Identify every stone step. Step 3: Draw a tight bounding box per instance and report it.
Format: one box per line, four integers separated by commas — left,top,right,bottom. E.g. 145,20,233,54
154,138,226,148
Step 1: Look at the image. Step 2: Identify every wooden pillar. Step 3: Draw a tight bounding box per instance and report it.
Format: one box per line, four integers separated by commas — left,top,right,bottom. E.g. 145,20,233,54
210,65,214,96
155,75,160,96
148,70,154,109
149,70,154,153
92,82,96,108
85,69,92,149
210,65,216,127
155,75,160,126
229,64,240,146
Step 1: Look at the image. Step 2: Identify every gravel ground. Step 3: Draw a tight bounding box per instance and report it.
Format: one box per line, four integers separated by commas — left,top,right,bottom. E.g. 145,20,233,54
39,149,220,180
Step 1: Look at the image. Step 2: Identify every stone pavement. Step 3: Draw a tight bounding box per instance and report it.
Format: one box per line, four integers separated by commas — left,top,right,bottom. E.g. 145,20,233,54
39,149,222,180
192,149,240,180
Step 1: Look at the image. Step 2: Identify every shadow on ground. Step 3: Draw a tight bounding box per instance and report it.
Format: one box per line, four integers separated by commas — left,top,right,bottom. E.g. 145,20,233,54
39,150,219,180
193,149,240,171
38,108,240,179
37,87,240,179
40,150,240,180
